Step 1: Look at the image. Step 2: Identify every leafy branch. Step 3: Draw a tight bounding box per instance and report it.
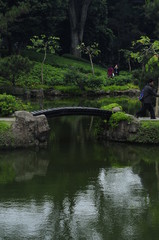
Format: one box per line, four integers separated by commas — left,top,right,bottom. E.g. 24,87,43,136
27,35,60,84
77,42,100,75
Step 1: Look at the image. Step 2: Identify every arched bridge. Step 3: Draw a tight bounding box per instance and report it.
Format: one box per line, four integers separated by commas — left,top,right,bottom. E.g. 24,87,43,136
31,107,112,119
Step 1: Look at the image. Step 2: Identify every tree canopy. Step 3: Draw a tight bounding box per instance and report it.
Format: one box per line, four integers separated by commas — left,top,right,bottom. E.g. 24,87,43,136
0,0,158,66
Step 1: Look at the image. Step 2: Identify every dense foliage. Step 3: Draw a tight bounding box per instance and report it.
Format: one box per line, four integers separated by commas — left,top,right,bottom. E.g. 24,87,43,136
0,94,31,116
0,55,32,86
0,0,156,65
129,120,159,144
0,0,158,96
109,111,132,128
101,103,122,111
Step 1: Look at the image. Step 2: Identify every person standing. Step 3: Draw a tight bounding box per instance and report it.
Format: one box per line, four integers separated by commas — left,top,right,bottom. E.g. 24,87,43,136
107,66,114,78
136,79,159,119
114,64,119,76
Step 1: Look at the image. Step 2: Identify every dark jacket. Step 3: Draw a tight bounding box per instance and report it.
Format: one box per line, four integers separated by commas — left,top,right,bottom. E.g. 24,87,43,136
143,85,159,104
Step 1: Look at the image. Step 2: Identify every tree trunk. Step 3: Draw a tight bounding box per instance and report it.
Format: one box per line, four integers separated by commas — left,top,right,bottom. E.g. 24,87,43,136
155,78,159,117
128,59,132,72
41,45,47,84
69,0,92,57
142,63,145,73
89,54,94,75
70,30,81,57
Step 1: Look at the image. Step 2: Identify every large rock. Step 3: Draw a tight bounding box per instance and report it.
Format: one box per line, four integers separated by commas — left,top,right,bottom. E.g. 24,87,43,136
105,115,140,142
112,107,121,113
11,111,50,148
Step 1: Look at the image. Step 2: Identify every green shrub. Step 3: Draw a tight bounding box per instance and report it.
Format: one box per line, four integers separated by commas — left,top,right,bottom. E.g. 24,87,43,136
98,96,140,115
86,75,104,89
76,66,92,74
129,121,159,143
63,67,104,90
106,74,133,86
0,93,31,116
101,103,122,111
109,112,132,128
0,121,11,133
18,62,66,88
95,71,102,76
63,67,88,90
102,84,138,92
0,55,32,86
0,121,14,149
54,85,83,95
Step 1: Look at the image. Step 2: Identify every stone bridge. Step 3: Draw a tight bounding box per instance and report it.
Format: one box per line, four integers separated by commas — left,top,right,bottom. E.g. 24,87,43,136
31,107,112,119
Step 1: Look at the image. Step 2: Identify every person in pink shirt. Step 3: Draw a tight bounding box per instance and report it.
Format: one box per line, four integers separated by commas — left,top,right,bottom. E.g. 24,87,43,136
107,66,114,78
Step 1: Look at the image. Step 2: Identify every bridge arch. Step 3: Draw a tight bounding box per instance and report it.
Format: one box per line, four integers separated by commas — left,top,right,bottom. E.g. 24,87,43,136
31,107,112,119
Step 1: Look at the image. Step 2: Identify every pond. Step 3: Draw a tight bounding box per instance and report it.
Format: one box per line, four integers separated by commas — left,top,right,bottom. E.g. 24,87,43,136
0,111,159,239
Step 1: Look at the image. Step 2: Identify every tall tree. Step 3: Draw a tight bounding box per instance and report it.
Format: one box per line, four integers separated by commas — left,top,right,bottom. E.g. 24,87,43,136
85,0,112,64
144,0,159,38
107,0,145,65
0,0,29,54
68,0,92,57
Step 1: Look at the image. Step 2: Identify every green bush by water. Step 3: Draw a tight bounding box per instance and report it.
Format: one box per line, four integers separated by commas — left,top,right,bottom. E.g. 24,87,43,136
0,121,14,148
105,71,133,86
54,85,83,95
102,83,138,92
129,121,159,143
0,93,31,116
17,62,66,88
63,67,104,90
101,103,123,111
0,121,11,133
98,96,140,115
109,111,132,128
0,55,32,87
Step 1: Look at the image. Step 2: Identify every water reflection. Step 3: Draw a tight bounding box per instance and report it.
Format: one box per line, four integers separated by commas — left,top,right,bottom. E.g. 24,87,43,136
0,167,148,239
28,95,140,115
0,116,159,239
0,150,49,184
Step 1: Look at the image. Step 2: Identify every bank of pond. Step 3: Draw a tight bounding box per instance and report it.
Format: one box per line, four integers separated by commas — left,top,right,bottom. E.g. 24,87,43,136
0,95,159,148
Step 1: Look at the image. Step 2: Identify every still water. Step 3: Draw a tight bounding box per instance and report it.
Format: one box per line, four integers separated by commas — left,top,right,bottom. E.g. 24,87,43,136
0,114,159,239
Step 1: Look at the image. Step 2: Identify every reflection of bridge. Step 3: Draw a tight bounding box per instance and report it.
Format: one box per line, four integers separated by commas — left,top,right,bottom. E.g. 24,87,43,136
31,107,112,119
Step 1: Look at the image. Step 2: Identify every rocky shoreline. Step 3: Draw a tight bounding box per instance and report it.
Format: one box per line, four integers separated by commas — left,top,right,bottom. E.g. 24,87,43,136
0,109,159,149
100,113,159,144
0,86,140,98
0,111,50,149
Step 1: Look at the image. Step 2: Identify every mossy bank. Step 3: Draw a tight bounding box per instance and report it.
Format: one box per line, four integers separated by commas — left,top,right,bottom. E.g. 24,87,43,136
98,104,159,144
0,121,13,147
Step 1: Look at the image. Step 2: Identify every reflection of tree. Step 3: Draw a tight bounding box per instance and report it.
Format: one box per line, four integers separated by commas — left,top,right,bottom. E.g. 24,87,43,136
2,117,159,238
0,150,49,183
48,116,104,167
0,162,15,184
32,166,148,239
155,162,159,192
